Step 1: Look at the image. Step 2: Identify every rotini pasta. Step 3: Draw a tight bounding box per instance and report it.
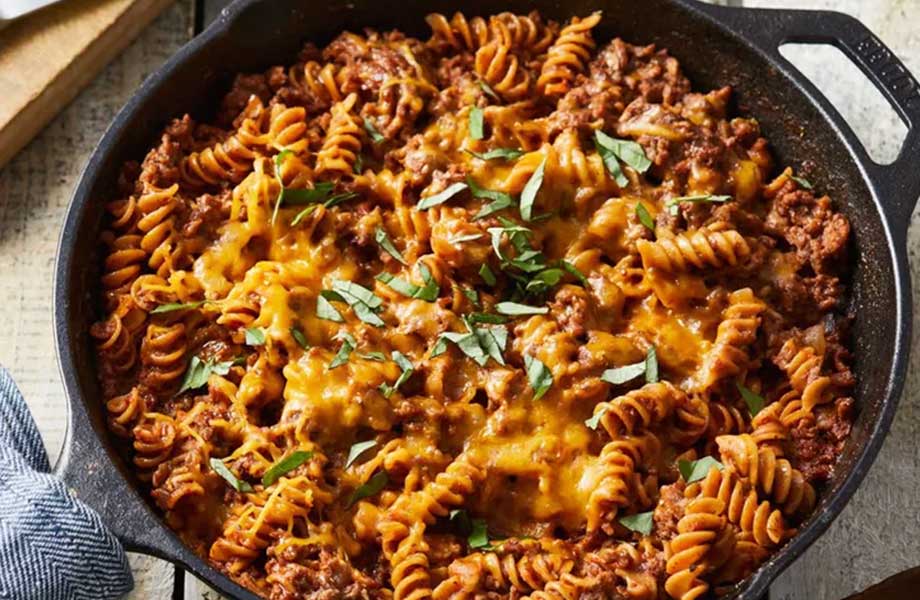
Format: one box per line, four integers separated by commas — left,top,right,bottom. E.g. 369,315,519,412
90,10,855,599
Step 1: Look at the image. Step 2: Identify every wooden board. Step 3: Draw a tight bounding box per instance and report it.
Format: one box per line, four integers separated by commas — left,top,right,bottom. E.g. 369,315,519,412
0,0,176,169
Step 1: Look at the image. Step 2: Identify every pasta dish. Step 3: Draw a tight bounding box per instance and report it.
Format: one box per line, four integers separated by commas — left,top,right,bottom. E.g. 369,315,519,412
91,10,855,599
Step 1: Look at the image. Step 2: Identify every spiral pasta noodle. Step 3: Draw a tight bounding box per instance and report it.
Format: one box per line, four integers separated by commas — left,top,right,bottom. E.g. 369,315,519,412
537,13,601,96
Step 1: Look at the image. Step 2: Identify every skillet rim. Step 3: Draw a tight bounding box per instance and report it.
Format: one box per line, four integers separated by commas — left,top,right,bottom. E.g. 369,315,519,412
51,1,914,599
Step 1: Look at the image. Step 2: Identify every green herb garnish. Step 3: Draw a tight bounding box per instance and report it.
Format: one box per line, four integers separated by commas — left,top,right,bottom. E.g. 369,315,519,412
262,451,314,486
524,354,553,400
635,202,655,231
737,382,765,416
210,458,253,492
479,264,497,286
678,457,723,483
644,347,659,383
466,148,524,161
468,518,490,548
363,118,385,143
418,182,468,210
469,106,485,140
379,351,414,398
585,407,606,431
316,293,345,322
290,327,310,349
329,332,357,369
375,226,407,265
358,351,387,362
619,511,654,535
595,131,651,173
178,356,236,395
666,194,731,216
244,327,265,346
467,312,508,324
345,440,378,469
478,80,500,102
601,362,646,385
331,280,385,327
448,233,484,244
519,157,546,221
496,301,548,316
790,174,813,189
151,300,208,315
348,471,388,507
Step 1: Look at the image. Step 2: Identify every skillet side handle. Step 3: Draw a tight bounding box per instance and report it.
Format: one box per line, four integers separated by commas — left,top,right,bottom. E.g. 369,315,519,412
52,402,177,557
692,4,920,243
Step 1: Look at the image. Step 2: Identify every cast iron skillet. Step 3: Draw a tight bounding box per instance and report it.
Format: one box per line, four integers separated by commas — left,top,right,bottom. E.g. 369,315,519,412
53,1,920,599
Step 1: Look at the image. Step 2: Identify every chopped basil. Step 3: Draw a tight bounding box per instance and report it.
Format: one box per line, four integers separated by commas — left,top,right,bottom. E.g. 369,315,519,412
561,260,588,285
585,406,607,430
150,300,208,315
437,318,507,367
469,106,485,140
418,182,468,210
524,354,553,400
345,440,378,468
363,118,385,143
178,356,236,395
376,266,439,302
331,280,385,327
323,192,358,209
290,327,310,349
496,301,548,316
290,205,318,226
449,233,484,244
479,264,497,286
468,518,490,549
376,273,420,297
635,202,655,231
524,268,564,295
379,351,414,398
347,470,388,507
353,153,364,174
595,131,651,173
467,312,508,325
244,327,265,346
358,351,387,362
329,332,357,369
666,194,731,216
478,80,500,102
450,508,472,532
210,458,253,493
474,195,515,220
461,287,480,307
737,382,765,416
316,294,344,322
472,325,507,366
790,174,813,189
468,176,514,205
644,347,659,383
519,157,546,221
466,148,524,161
619,511,654,535
678,456,724,483
375,226,407,265
416,264,440,301
594,132,628,187
277,184,335,206
261,450,314,486
601,361,646,385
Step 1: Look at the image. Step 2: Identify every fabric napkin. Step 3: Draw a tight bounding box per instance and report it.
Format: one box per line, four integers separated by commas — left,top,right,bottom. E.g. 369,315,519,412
0,366,133,600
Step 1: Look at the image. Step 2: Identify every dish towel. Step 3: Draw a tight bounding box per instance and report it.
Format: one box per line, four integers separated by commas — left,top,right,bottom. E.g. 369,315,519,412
0,366,133,600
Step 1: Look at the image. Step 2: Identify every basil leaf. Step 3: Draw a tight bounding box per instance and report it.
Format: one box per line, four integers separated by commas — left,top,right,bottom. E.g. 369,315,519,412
468,312,508,324
210,458,253,493
329,332,357,369
461,287,480,307
151,300,207,314
519,157,546,221
291,204,319,226
478,80,500,102
363,117,385,143
278,185,334,206
244,327,265,346
601,361,646,385
416,264,440,302
645,346,659,383
450,508,472,532
324,191,358,208
353,153,364,174
594,132,629,187
525,268,564,294
585,406,607,430
376,272,421,297
678,456,724,483
635,202,655,231
496,301,548,316
380,351,414,398
345,440,378,469
331,279,385,327
468,519,490,548
448,233,484,244
418,182,468,210
466,148,524,161
290,327,310,349
666,194,731,216
261,450,314,486
347,470,388,507
524,354,553,400
619,511,654,535
472,325,507,366
737,382,765,416
468,176,514,205
357,351,387,362
560,260,588,285
479,264,497,286
790,174,813,189
469,106,484,140
178,356,236,395
474,195,515,220
377,268,438,302
440,331,491,366
430,335,449,358
595,131,651,173
375,226,407,265
316,294,344,322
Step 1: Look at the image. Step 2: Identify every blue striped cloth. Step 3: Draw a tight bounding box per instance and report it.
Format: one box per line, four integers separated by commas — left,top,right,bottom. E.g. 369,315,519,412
0,366,133,599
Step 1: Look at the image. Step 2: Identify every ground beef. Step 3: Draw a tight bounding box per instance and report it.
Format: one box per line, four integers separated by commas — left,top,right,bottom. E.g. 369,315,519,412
789,397,854,483
590,38,691,106
653,482,687,542
765,181,850,275
183,190,231,238
218,73,271,126
266,546,380,600
137,115,195,190
550,284,591,338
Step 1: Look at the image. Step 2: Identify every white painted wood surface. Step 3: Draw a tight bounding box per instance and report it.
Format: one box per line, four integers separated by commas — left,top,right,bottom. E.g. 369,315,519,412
0,1,915,598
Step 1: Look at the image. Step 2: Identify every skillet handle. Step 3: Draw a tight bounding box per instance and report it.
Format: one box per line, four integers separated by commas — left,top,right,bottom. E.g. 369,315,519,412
692,4,920,241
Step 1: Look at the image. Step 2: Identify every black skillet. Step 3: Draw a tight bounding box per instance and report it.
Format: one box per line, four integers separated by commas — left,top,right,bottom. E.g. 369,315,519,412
52,1,920,599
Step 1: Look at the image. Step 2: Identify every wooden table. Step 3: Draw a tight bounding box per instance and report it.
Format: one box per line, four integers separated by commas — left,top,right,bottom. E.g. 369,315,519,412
0,0,916,598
